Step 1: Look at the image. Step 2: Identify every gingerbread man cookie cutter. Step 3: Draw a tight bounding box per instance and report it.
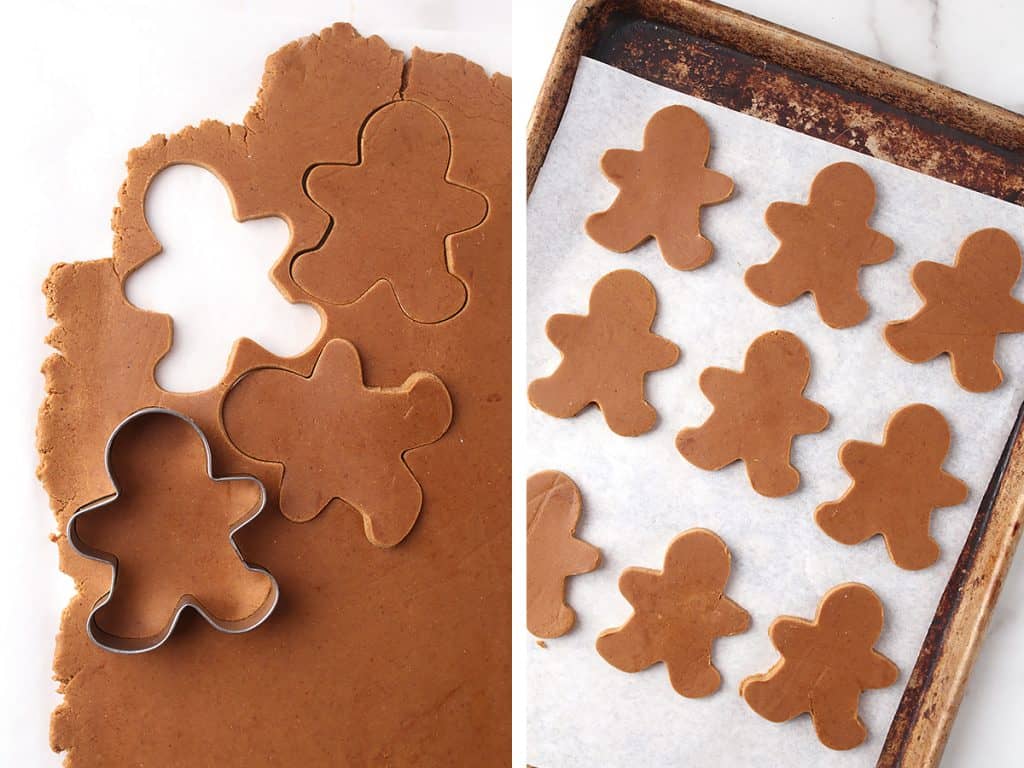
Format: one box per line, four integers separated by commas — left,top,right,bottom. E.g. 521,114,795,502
66,407,280,654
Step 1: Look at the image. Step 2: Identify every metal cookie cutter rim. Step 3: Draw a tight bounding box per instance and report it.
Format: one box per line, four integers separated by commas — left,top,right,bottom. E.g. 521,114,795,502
66,406,280,654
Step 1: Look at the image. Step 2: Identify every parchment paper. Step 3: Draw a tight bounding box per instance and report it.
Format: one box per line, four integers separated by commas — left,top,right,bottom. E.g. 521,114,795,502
527,57,1024,768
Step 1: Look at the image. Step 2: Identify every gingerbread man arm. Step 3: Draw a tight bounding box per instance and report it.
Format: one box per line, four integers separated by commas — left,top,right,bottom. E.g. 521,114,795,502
600,148,641,182
793,397,831,434
711,596,751,636
561,537,602,576
768,616,817,656
392,373,455,447
860,649,900,690
701,168,734,205
763,201,807,239
860,229,897,265
933,470,969,507
545,312,589,346
640,333,682,371
618,568,661,606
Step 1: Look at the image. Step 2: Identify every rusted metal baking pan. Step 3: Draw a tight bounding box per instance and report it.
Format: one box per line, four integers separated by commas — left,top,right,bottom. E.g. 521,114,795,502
527,1,1024,766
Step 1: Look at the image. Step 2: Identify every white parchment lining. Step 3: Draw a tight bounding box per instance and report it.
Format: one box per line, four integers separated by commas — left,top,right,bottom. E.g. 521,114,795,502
527,57,1024,768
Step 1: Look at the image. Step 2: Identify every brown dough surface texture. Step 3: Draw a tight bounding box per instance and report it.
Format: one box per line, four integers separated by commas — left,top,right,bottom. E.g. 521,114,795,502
675,330,829,497
595,529,749,698
885,228,1024,392
75,411,272,639
37,25,511,767
526,471,601,639
745,162,895,328
816,404,967,570
292,100,487,323
585,105,733,271
740,583,899,751
528,269,679,436
222,338,453,546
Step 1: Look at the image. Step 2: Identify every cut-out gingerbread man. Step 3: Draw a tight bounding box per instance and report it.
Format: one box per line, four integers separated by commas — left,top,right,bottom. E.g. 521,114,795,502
585,105,733,271
885,228,1024,392
528,269,680,436
596,529,749,698
676,330,829,497
292,100,488,324
816,404,967,570
222,338,453,547
745,162,895,328
527,471,601,639
741,583,899,751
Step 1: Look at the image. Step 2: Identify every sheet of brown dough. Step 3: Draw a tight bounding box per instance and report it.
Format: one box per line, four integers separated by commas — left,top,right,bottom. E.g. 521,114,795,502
815,403,967,570
526,471,601,639
528,269,679,436
38,28,511,767
675,330,830,497
884,227,1024,392
596,529,749,698
585,105,733,271
292,100,488,323
222,338,453,546
74,411,272,639
745,162,894,328
740,583,899,751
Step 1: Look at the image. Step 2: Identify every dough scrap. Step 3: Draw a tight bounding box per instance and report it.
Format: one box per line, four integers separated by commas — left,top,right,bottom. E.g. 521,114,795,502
222,338,452,546
526,471,601,638
675,330,829,497
745,162,894,328
740,583,899,751
596,529,749,698
816,404,967,570
39,29,512,767
293,100,488,323
585,105,733,270
885,228,1024,392
528,269,679,436
71,410,273,640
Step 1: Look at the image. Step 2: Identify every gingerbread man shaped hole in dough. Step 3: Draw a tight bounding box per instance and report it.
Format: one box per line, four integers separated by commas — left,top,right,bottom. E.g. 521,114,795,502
596,529,749,698
741,583,898,751
528,269,680,436
585,105,733,271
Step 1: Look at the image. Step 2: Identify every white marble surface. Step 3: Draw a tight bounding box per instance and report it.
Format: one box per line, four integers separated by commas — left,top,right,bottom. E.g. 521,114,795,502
520,1,1024,766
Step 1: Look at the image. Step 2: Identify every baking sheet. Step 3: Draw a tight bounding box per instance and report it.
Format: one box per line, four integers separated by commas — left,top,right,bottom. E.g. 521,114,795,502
526,57,1024,768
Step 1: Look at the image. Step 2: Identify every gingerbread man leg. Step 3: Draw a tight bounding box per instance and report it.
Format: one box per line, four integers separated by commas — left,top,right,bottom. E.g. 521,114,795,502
585,197,653,254
809,670,867,751
675,420,738,471
741,671,809,724
883,511,940,571
744,259,806,308
813,271,869,329
664,645,721,698
745,449,800,498
527,371,587,420
386,257,467,324
602,395,657,436
656,223,712,272
949,335,1002,393
883,316,945,365
596,618,660,673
